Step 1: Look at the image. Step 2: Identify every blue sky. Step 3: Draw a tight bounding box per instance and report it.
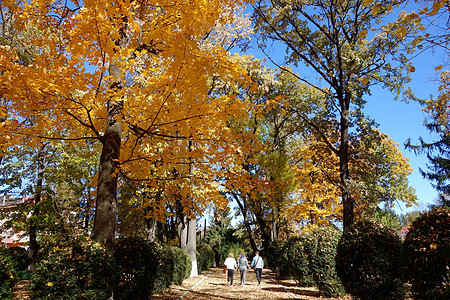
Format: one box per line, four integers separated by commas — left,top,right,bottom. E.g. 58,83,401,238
364,58,441,214
362,3,446,214
241,3,445,215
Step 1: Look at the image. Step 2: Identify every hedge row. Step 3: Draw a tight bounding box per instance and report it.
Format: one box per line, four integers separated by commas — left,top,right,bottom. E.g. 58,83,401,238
403,207,449,299
197,243,215,271
337,208,449,299
265,207,449,299
114,237,191,299
0,246,30,300
264,226,343,297
336,220,405,300
30,236,114,300
28,236,191,300
0,249,17,300
307,226,345,297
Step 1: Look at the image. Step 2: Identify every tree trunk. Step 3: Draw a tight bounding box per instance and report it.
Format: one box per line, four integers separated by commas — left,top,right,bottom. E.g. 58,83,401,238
177,204,188,249
271,207,278,241
271,219,277,241
177,212,198,277
254,213,272,251
340,95,354,229
92,61,123,250
92,13,128,251
233,192,258,253
186,217,198,277
29,145,45,271
180,140,198,277
145,191,162,242
146,217,157,242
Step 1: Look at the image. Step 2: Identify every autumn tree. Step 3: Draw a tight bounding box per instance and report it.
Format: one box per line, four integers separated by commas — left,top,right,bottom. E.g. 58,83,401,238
286,135,342,231
0,142,49,271
214,55,291,251
215,55,415,246
0,2,36,166
0,0,250,275
259,69,417,232
285,124,417,232
217,56,338,248
253,0,416,228
269,70,342,232
46,142,100,230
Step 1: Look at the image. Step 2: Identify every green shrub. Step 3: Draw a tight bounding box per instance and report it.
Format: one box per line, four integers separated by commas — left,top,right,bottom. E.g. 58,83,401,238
286,236,314,286
306,226,345,298
336,220,405,300
224,242,244,262
114,237,192,299
264,240,289,277
197,243,215,271
149,243,172,295
0,247,17,300
403,207,450,299
147,244,192,294
114,237,155,300
169,245,192,285
30,236,114,300
263,238,314,286
6,247,29,271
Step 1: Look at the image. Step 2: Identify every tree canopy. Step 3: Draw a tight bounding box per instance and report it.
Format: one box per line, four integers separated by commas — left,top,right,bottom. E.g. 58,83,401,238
1,0,445,279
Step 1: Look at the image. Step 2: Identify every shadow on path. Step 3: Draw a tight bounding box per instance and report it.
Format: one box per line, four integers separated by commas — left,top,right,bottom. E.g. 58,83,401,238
152,267,351,299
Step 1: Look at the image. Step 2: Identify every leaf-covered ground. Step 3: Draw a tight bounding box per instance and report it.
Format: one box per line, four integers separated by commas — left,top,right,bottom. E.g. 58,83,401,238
13,280,31,300
151,267,352,299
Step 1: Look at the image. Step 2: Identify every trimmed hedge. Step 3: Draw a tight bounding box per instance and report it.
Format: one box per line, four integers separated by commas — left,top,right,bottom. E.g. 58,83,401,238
30,236,114,300
7,247,29,271
403,207,450,299
286,236,314,286
114,237,154,299
0,247,17,300
114,237,192,299
265,240,289,277
336,220,405,300
306,226,345,297
169,246,192,285
197,243,215,272
264,237,315,285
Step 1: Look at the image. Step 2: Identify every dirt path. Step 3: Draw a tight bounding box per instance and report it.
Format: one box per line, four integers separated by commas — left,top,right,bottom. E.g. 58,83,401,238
151,267,351,300
13,280,31,300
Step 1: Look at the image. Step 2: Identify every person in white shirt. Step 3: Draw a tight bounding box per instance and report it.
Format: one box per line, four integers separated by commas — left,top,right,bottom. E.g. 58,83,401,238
224,253,237,286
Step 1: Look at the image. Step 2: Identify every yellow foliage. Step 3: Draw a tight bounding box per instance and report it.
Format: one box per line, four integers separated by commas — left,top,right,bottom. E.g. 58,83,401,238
281,125,418,231
362,0,375,7
0,0,252,216
426,0,446,16
281,135,342,231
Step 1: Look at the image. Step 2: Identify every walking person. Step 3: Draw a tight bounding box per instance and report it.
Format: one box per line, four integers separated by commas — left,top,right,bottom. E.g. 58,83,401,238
224,253,237,286
237,252,249,286
251,251,264,286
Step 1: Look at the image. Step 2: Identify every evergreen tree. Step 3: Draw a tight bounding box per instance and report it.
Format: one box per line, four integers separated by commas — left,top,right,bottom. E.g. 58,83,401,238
406,101,449,204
